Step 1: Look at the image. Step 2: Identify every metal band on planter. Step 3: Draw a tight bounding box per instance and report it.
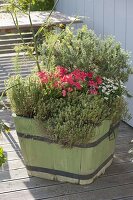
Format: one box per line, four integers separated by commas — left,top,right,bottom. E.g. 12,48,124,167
17,122,120,148
26,154,113,180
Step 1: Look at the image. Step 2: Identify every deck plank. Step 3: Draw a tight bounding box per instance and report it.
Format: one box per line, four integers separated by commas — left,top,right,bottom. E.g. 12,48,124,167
0,167,133,195
44,184,133,200
0,54,35,93
0,182,133,200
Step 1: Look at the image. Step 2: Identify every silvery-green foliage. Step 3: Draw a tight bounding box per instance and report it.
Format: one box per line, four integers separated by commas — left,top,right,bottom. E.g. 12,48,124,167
41,25,131,82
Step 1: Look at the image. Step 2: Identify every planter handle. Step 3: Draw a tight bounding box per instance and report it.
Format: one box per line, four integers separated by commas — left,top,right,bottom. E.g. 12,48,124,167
108,122,120,141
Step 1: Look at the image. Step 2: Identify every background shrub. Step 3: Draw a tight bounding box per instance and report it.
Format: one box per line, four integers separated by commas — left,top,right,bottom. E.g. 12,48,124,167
18,0,54,11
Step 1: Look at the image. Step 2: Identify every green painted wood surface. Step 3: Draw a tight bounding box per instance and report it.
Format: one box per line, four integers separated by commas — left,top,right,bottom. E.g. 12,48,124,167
13,114,118,184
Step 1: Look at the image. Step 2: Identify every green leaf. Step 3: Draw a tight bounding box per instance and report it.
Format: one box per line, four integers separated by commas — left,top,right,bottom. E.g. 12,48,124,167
2,124,11,133
0,147,6,167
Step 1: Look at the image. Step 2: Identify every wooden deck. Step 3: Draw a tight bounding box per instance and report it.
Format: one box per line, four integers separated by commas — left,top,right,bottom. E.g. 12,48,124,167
0,109,133,200
0,54,35,93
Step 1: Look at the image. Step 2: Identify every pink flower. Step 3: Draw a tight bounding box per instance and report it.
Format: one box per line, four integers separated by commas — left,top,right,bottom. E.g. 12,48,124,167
73,82,82,90
89,89,98,95
72,69,87,81
96,76,102,85
88,80,95,87
56,66,68,77
67,87,73,92
37,71,48,83
53,81,61,88
37,71,47,78
61,74,74,85
87,72,93,79
62,90,67,97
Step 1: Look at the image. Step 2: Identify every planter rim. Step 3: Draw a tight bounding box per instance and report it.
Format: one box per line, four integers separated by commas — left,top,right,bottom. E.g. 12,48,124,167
16,123,119,148
13,113,119,148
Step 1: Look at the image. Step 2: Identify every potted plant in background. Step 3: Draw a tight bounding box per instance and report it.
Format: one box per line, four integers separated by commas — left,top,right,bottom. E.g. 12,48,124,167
0,96,10,167
4,0,132,184
17,0,54,11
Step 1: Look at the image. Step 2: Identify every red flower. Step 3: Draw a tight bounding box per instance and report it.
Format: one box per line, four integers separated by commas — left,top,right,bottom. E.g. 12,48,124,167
88,80,96,87
73,82,82,90
87,72,93,79
89,89,98,95
62,90,67,97
37,68,103,97
37,71,48,83
67,87,73,92
61,74,74,85
37,71,46,78
56,66,68,77
53,81,61,88
96,76,102,85
72,69,87,81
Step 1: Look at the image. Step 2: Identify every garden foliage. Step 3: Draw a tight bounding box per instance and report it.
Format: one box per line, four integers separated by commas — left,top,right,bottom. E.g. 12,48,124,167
12,0,54,11
41,26,131,82
6,25,132,146
0,147,6,167
6,26,131,146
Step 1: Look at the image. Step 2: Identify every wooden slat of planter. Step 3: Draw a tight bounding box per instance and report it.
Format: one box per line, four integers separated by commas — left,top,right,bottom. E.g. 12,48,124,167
3,112,132,184
20,138,83,183
1,150,133,175
79,138,115,184
13,116,130,185
52,145,82,184
0,124,131,146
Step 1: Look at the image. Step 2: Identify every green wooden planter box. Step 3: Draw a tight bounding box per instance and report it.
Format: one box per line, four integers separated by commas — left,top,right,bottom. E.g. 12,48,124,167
13,114,119,185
